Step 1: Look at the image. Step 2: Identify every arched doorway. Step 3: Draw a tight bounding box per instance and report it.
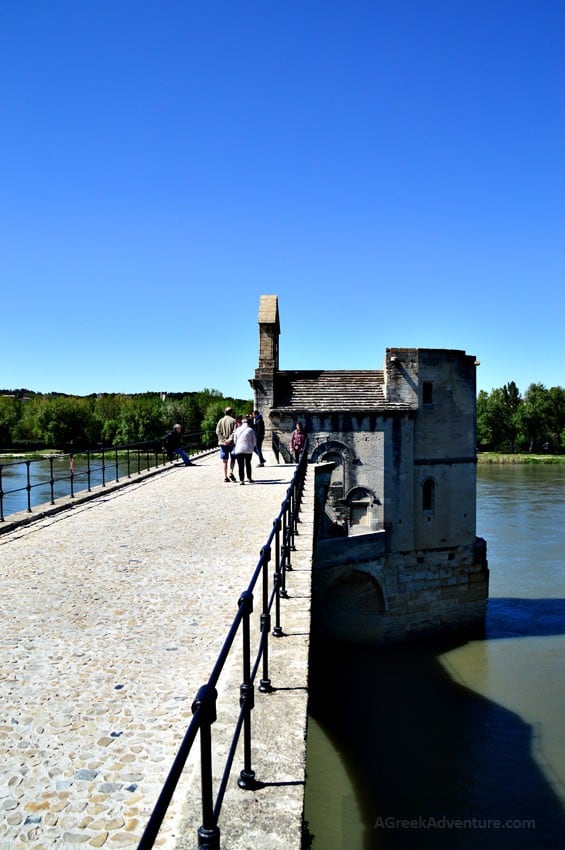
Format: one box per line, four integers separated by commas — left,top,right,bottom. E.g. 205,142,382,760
314,569,386,643
346,486,379,533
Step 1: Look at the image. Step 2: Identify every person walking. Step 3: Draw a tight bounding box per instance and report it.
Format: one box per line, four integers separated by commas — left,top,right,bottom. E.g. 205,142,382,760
233,416,257,484
290,421,306,463
216,407,237,482
162,424,193,466
252,409,266,466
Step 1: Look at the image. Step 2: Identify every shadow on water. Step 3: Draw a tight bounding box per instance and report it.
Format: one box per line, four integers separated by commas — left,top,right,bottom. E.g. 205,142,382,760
306,622,565,850
486,598,565,639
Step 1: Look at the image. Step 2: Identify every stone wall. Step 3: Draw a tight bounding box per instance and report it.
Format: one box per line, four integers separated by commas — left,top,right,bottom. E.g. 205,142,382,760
311,460,488,644
313,529,489,644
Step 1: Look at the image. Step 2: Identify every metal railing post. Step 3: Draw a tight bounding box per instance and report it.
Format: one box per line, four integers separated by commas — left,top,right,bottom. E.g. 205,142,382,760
237,590,256,790
288,488,296,551
259,546,272,693
69,454,75,499
280,510,290,597
272,518,284,637
26,460,32,512
195,685,220,850
49,457,55,504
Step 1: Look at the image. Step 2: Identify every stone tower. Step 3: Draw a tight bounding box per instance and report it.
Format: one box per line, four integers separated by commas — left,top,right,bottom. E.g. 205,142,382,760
250,294,280,444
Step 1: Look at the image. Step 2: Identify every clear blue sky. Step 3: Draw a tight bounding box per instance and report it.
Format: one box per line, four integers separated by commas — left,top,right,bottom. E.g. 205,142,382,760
2,0,563,400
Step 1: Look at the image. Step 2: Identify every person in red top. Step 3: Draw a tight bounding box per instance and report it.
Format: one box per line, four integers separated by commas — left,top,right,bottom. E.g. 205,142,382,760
290,422,306,463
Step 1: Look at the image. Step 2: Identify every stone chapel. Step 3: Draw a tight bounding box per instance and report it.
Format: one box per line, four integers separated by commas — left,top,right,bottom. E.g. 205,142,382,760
250,294,489,643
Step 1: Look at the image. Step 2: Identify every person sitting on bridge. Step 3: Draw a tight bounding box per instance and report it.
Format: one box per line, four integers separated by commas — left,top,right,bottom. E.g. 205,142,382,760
162,424,193,466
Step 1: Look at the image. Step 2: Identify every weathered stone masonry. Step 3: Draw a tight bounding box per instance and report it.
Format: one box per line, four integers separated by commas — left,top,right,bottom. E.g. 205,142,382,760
250,294,489,644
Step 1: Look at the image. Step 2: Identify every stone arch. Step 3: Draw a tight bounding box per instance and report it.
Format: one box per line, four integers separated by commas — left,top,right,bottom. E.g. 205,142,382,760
310,439,353,465
344,486,379,531
324,451,344,494
315,568,387,643
311,440,351,507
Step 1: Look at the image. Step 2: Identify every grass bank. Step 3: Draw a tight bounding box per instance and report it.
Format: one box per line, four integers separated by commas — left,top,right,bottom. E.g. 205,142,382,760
478,452,565,464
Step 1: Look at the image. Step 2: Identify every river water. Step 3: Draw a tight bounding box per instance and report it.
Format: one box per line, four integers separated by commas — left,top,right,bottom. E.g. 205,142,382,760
304,464,565,850
0,453,160,518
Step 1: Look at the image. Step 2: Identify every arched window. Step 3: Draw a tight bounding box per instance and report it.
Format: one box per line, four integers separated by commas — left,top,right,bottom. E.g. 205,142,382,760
346,487,374,530
422,477,435,512
324,452,344,494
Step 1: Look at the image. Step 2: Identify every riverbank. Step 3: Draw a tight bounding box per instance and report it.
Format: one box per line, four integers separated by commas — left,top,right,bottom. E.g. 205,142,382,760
478,452,565,464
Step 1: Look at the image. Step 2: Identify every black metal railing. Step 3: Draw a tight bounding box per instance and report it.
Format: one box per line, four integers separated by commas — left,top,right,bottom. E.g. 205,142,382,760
0,432,210,522
137,449,308,850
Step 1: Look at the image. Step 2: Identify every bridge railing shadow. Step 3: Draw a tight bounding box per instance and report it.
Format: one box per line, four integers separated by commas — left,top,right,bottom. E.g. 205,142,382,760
136,449,309,850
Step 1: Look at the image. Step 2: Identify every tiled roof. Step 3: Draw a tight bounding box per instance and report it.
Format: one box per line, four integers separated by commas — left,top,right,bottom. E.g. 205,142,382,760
272,370,400,411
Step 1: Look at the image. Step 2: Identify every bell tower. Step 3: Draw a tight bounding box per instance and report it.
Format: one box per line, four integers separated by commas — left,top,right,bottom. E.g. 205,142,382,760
250,294,280,425
257,294,280,370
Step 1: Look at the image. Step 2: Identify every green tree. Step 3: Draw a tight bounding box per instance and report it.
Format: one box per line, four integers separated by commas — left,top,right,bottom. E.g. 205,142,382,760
162,394,202,438
501,381,522,452
546,386,565,453
477,386,517,451
0,396,20,449
476,390,492,449
93,394,127,445
114,395,165,444
32,396,96,448
517,383,552,452
11,396,42,444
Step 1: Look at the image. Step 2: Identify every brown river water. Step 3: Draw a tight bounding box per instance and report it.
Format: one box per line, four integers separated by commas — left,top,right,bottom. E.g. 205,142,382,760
304,463,565,850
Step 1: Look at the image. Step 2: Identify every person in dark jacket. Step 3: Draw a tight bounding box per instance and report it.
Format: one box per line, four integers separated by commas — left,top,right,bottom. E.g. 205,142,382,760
162,424,193,466
252,410,266,466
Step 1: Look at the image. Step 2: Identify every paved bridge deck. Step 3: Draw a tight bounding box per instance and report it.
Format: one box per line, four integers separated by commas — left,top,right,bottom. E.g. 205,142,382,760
0,453,313,850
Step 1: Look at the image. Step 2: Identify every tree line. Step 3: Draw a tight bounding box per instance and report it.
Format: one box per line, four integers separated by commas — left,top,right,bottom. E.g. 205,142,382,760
1,381,563,454
477,382,565,453
0,389,253,452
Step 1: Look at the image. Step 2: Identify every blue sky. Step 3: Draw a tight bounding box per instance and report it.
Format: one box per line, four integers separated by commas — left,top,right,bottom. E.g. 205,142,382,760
2,0,563,400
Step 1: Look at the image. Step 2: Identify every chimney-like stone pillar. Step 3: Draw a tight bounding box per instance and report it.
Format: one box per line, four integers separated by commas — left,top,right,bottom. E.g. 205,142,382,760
250,295,280,447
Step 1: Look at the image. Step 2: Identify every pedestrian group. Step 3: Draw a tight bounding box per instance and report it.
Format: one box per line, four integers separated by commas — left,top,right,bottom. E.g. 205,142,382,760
162,409,306,482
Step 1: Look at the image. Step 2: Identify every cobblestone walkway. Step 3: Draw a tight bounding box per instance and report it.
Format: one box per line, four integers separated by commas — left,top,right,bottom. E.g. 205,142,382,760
0,453,311,850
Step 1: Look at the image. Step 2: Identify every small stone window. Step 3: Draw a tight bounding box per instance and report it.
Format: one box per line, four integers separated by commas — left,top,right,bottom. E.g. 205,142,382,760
423,381,433,406
422,477,435,512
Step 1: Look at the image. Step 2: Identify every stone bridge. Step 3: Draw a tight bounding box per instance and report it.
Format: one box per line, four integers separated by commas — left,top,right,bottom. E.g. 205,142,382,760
0,450,313,850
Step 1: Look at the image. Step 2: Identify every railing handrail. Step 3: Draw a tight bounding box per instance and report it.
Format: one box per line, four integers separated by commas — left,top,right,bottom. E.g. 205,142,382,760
0,433,211,521
137,449,309,850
